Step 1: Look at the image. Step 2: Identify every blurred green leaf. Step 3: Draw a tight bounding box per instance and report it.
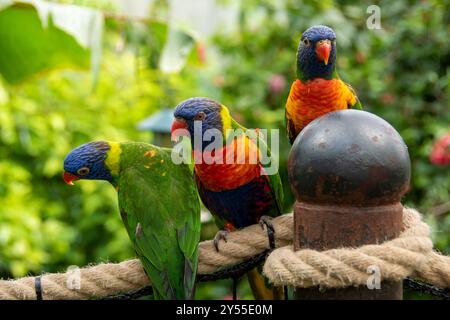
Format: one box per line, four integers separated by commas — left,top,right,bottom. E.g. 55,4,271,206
0,0,102,84
159,27,196,73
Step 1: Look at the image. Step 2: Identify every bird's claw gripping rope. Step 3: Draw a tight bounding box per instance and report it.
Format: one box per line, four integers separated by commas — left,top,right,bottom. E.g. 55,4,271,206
213,229,229,252
259,215,286,299
259,216,276,250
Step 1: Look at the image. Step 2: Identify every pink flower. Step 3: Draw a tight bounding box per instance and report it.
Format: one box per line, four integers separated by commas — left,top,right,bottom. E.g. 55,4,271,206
213,75,225,88
430,132,450,166
381,93,395,105
356,52,365,64
268,74,286,95
197,43,207,64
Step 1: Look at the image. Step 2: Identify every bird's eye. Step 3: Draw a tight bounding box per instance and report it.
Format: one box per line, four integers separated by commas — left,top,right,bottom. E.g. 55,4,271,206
303,38,311,47
194,112,206,121
77,167,90,176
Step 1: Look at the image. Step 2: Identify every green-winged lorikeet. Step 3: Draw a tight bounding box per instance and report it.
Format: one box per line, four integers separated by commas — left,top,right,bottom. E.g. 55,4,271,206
286,25,362,144
63,141,200,300
172,97,284,299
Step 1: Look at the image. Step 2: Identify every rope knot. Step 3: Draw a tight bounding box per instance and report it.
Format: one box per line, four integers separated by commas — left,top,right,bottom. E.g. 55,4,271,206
263,208,450,289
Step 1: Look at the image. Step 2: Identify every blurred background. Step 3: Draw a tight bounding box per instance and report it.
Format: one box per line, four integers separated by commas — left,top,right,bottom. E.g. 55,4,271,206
0,0,448,299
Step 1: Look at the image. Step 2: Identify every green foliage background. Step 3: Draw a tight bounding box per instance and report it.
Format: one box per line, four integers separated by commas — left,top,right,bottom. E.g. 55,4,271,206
0,0,448,299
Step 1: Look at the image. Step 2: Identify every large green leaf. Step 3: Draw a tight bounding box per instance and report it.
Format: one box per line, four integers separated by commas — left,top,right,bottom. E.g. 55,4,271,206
0,0,102,84
158,26,196,73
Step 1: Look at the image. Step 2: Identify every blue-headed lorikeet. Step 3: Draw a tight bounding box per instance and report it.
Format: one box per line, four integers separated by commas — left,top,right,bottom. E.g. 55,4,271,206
171,98,284,299
285,25,362,144
63,141,201,300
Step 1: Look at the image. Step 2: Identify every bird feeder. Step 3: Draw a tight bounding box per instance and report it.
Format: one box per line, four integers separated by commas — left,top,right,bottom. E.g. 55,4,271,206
288,109,411,299
137,108,174,147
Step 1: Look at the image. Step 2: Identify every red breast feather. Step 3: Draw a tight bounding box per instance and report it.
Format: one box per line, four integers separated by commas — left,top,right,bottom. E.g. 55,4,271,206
286,78,356,133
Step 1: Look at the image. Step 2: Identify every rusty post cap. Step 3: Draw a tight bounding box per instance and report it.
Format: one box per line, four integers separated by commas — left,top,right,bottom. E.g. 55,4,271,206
288,110,411,205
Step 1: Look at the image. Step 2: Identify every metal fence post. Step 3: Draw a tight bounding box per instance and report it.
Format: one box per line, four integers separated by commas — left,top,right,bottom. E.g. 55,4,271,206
288,110,411,299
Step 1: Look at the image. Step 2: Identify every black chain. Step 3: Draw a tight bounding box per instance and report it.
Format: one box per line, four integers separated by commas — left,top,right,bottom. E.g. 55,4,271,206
404,278,450,300
102,286,153,300
102,265,450,300
34,276,43,300
197,251,269,282
102,251,269,300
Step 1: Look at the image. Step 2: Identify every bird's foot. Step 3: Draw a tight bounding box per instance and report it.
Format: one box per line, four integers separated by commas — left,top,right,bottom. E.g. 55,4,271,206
259,215,276,249
213,229,229,252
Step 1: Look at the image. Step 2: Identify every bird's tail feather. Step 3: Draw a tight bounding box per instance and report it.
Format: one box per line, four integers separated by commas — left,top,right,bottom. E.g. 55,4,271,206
247,267,284,300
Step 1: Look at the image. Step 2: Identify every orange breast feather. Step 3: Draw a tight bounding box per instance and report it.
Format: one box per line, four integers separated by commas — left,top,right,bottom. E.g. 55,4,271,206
286,78,357,133
194,135,261,192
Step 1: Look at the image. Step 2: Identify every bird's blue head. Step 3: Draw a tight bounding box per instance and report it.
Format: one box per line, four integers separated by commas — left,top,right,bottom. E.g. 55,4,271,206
63,141,117,185
297,25,337,81
172,97,230,150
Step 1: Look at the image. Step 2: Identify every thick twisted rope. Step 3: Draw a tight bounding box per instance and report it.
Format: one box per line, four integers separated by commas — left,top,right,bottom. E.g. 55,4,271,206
1,208,449,299
0,214,293,299
263,208,450,289
0,259,149,300
198,214,292,273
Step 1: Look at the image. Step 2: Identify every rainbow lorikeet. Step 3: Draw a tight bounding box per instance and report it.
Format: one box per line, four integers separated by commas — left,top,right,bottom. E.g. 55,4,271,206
171,97,284,299
63,141,201,300
285,25,362,144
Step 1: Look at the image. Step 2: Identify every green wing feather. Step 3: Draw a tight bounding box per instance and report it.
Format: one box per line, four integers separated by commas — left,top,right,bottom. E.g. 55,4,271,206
117,144,200,300
333,70,363,110
230,118,284,215
345,82,363,109
258,138,284,216
285,115,297,145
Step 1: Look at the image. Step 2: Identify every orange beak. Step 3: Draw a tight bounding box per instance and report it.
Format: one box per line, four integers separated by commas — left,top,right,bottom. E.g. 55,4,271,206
315,39,331,65
63,172,79,185
171,118,189,140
